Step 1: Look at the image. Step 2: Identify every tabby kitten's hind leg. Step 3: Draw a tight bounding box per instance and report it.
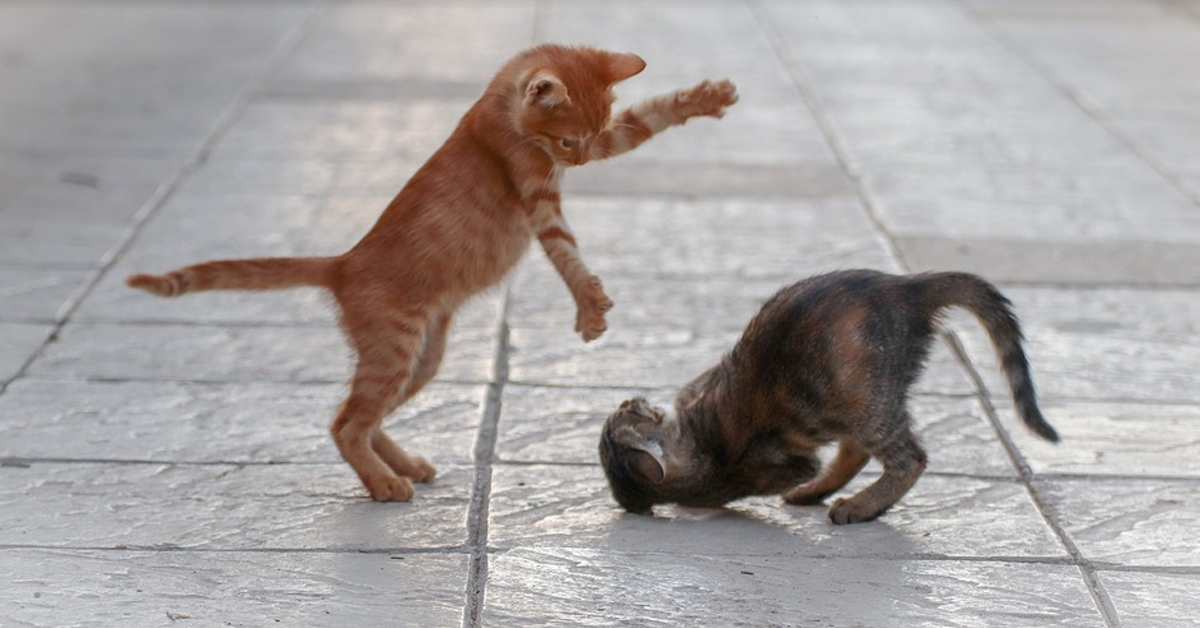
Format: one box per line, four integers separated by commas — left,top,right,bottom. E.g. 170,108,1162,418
784,439,870,506
827,425,927,524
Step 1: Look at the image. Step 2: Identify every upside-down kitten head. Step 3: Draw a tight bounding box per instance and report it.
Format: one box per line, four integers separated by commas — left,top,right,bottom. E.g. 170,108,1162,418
505,45,646,166
599,397,671,514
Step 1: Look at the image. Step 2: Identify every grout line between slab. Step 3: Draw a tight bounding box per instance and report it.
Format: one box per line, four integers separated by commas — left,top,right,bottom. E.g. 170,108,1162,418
462,286,513,628
0,2,329,399
461,8,548,626
943,333,1123,628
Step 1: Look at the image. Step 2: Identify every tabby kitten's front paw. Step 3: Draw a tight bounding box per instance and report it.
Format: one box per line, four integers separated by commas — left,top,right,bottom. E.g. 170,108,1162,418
575,275,613,342
677,79,739,120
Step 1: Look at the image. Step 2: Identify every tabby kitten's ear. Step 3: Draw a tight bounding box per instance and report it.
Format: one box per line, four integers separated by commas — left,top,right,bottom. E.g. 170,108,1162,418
628,444,666,484
524,71,570,109
603,51,646,84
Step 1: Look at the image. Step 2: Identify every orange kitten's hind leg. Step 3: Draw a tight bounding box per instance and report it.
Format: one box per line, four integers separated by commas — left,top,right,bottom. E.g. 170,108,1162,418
370,310,453,484
332,305,432,502
371,428,436,483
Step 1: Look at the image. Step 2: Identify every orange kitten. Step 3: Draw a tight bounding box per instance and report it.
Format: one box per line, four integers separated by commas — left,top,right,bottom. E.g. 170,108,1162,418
127,44,738,502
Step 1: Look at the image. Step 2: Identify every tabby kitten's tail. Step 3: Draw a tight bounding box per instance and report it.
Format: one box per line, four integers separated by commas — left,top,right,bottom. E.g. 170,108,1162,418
126,257,338,297
921,272,1060,443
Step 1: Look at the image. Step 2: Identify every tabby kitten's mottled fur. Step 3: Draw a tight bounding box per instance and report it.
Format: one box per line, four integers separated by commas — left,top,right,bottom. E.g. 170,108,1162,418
127,45,738,502
600,270,1058,524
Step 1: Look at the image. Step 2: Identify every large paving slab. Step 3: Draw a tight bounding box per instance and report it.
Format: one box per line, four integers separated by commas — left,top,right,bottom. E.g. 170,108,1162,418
26,318,495,385
0,548,466,628
487,464,1060,560
0,461,472,551
1038,477,1200,568
0,322,52,385
1098,570,1200,628
0,2,310,159
269,1,538,96
965,0,1200,197
0,380,484,467
1004,400,1200,478
0,267,92,324
950,287,1200,405
508,197,897,284
205,98,471,165
484,548,1101,628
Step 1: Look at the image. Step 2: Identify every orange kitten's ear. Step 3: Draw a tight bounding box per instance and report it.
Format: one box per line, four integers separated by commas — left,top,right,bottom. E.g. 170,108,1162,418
524,71,570,109
603,52,646,83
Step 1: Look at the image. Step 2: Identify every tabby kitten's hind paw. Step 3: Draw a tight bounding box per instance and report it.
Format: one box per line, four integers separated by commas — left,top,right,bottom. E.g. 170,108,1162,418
828,496,888,525
677,79,739,120
783,485,831,506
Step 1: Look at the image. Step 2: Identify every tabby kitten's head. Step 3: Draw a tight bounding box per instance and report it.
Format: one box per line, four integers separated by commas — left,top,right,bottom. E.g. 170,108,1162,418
600,394,824,515
599,398,674,514
504,45,646,166
600,396,743,514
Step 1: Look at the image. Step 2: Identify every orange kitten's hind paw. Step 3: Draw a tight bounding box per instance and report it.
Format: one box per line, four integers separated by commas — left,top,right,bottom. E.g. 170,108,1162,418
407,457,437,483
365,474,416,502
575,275,613,342
678,79,739,120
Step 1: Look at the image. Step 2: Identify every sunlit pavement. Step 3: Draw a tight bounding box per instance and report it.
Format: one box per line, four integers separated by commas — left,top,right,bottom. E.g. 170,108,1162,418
3,1,1200,626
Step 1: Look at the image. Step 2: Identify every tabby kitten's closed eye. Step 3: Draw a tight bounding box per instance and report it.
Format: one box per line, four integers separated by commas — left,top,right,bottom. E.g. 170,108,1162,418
127,44,738,502
600,270,1058,524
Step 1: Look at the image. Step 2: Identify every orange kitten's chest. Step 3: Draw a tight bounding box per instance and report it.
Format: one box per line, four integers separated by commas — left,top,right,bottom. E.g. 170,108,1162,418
455,198,532,288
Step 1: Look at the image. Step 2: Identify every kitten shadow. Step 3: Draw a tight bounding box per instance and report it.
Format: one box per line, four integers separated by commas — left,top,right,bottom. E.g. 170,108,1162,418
603,499,918,560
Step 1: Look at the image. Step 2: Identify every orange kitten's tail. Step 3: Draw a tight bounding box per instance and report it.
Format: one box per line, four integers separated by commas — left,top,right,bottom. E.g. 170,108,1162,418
126,256,338,297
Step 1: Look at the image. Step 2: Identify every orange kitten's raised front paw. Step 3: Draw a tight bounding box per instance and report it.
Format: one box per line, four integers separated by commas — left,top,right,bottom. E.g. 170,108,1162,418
575,276,613,342
677,79,739,120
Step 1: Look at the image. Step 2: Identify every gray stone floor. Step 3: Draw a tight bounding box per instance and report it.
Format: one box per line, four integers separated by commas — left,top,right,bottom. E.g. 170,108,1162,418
2,0,1199,626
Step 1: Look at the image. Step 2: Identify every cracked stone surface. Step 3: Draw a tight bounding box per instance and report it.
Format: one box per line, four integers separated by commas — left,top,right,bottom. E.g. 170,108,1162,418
3,1,1198,627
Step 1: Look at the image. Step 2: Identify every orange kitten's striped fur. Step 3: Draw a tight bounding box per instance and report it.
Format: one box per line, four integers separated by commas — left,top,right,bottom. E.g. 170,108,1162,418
127,45,738,502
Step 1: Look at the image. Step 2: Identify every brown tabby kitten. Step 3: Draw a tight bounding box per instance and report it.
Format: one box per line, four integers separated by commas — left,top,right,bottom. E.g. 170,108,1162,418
599,270,1058,524
127,44,738,502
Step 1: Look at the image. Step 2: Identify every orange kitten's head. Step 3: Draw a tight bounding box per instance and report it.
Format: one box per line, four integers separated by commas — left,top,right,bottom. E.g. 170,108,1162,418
500,45,646,166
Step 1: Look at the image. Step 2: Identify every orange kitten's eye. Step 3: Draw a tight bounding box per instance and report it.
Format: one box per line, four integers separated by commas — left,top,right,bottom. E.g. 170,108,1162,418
560,138,579,148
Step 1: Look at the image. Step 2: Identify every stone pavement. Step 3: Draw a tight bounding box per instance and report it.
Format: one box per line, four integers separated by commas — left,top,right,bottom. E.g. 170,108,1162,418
2,0,1199,626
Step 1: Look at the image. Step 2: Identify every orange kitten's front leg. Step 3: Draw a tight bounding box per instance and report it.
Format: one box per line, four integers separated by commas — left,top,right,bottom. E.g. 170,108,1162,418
590,79,739,160
523,174,612,342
